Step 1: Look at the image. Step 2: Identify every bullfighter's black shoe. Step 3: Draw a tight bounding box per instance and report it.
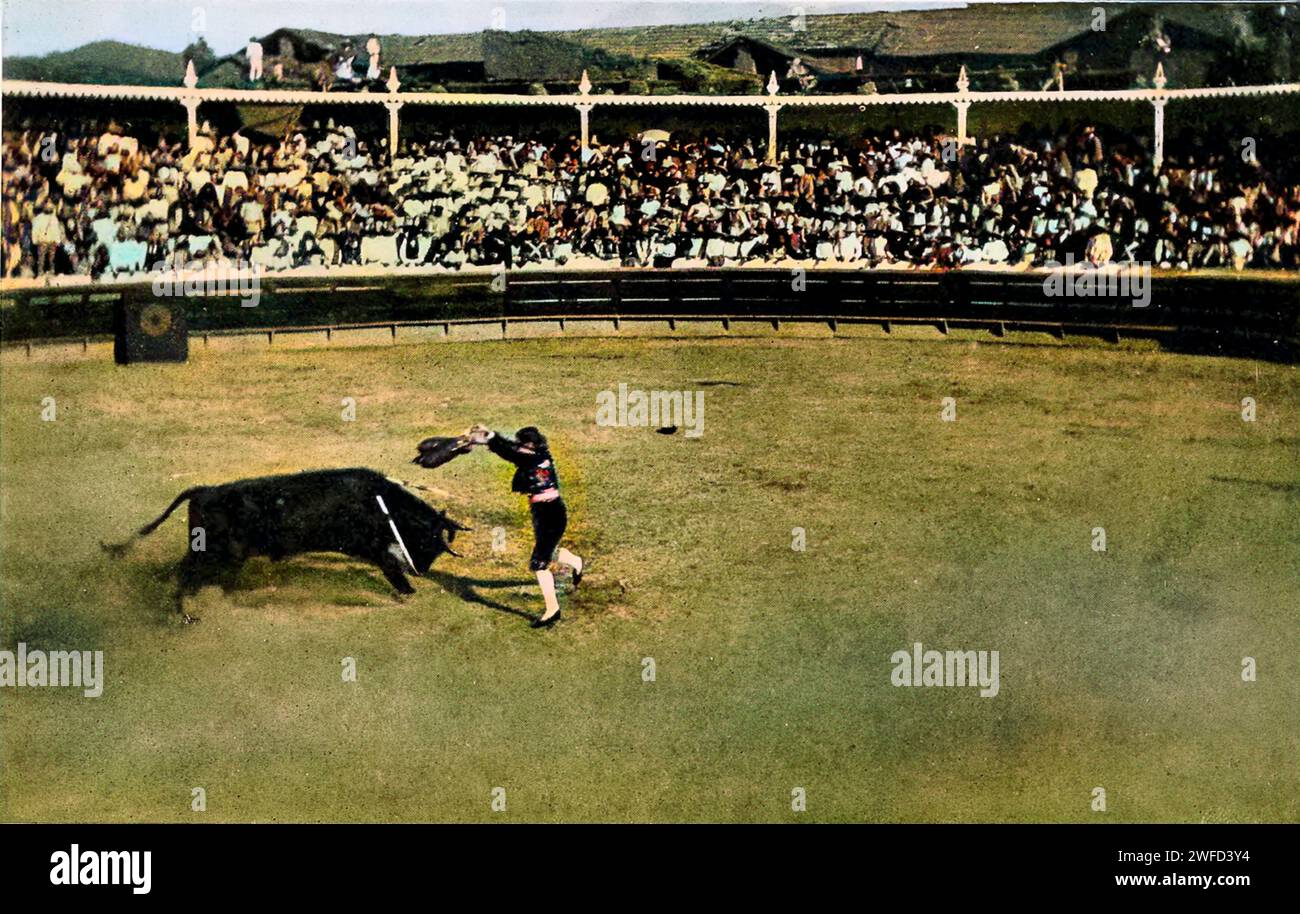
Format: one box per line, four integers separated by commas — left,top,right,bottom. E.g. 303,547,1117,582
572,566,583,590
531,610,561,629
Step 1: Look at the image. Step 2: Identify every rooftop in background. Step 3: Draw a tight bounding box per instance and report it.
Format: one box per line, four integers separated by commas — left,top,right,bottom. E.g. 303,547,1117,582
3,3,1296,94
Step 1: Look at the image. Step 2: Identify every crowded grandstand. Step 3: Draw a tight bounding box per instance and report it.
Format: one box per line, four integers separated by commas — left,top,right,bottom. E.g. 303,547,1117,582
5,115,1299,280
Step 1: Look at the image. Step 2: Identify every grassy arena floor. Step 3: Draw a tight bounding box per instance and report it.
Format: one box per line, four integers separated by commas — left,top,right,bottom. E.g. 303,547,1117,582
1,332,1296,823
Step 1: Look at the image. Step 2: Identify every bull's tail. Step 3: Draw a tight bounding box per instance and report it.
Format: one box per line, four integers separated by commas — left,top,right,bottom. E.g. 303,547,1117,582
138,487,201,536
101,487,203,557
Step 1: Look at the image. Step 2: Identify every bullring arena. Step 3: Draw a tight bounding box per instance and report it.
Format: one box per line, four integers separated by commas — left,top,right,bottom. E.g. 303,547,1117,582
2,2,1298,826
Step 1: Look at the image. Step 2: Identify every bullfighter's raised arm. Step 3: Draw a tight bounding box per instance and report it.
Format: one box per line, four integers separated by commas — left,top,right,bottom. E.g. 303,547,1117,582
480,428,532,466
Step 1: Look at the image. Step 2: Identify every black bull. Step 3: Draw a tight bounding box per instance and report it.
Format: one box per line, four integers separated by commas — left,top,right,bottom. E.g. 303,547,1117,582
110,469,466,623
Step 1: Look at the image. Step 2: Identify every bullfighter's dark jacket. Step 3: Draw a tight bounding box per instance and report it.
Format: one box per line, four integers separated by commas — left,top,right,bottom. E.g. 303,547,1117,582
487,432,560,497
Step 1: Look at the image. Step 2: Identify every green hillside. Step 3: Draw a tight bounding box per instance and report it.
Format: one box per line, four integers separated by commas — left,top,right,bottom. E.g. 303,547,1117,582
5,40,187,86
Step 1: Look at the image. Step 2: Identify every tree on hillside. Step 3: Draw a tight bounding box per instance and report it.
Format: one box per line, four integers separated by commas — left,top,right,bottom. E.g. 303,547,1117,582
183,36,216,73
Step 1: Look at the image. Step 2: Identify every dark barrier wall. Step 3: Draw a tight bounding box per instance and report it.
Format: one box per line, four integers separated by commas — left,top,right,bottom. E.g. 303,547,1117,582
3,270,1298,360
0,274,499,339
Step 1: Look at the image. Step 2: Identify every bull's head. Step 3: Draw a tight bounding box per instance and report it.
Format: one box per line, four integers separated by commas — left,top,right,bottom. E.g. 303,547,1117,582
436,514,469,560
407,510,470,574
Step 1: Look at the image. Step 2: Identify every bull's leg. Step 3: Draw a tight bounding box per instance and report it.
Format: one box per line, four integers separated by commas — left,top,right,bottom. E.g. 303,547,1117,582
175,503,209,624
176,550,231,624
175,554,207,624
377,550,416,596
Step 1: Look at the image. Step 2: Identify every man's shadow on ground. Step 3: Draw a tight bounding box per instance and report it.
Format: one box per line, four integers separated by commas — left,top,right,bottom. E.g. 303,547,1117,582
425,570,538,620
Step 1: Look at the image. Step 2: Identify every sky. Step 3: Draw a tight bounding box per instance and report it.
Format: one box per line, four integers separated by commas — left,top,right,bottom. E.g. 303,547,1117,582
0,0,970,58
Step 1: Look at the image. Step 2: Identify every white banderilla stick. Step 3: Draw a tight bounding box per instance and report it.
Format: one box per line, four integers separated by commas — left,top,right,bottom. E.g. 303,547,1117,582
375,494,418,573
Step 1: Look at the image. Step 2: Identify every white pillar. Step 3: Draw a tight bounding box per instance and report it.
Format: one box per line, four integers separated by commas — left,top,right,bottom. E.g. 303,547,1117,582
385,100,403,161
954,100,970,148
1152,98,1166,171
764,70,782,164
1151,62,1168,171
181,97,200,149
953,65,971,153
576,103,594,151
765,103,782,164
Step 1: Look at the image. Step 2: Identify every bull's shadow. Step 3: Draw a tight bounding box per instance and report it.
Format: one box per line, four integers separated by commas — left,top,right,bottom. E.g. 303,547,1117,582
122,554,403,623
235,556,400,602
114,552,539,622
424,570,537,620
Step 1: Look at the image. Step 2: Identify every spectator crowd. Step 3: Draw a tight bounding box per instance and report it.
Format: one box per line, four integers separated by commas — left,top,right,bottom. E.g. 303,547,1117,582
4,116,1299,281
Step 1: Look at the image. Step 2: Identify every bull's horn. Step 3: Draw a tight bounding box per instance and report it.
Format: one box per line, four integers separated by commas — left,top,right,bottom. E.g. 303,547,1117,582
439,527,463,557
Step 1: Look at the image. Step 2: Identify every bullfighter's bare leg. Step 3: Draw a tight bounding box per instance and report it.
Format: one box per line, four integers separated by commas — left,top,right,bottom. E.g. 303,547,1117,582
534,569,561,625
556,547,584,587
